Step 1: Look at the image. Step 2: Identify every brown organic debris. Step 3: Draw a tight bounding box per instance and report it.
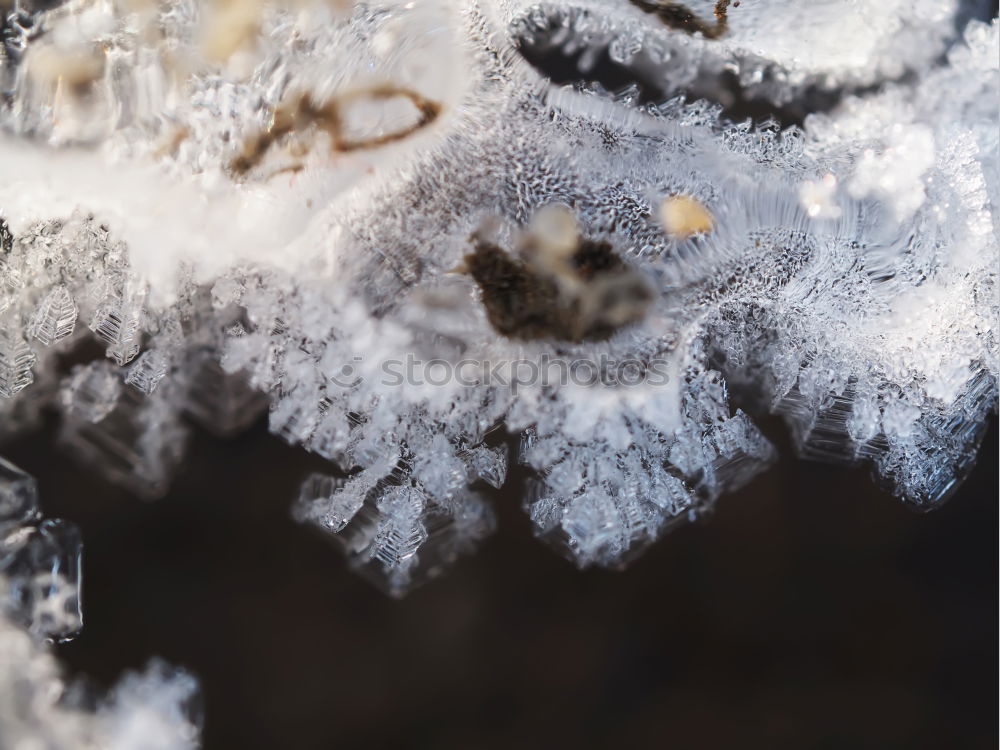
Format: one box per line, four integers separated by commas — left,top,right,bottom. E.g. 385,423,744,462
462,212,653,343
660,194,714,238
231,85,442,175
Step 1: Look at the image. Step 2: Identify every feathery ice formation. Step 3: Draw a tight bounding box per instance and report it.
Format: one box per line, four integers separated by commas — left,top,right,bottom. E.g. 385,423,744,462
0,0,996,604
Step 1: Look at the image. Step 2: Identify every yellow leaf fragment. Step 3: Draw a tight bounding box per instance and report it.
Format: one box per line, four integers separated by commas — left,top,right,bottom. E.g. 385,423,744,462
660,194,714,238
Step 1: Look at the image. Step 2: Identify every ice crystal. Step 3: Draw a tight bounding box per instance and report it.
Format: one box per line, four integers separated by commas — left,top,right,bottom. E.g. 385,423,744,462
126,349,170,395
27,285,78,346
0,326,35,397
1,457,81,642
0,0,995,605
0,455,40,528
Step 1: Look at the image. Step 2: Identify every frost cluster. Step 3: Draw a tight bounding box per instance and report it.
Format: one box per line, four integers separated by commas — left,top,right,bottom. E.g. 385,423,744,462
1,456,201,749
0,0,995,604
0,608,200,750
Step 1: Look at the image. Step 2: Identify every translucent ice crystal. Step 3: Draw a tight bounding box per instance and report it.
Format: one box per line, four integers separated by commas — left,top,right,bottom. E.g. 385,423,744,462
1,456,82,641
27,285,79,346
0,0,995,600
0,455,41,528
1,518,83,641
295,450,497,596
0,326,35,397
126,349,170,395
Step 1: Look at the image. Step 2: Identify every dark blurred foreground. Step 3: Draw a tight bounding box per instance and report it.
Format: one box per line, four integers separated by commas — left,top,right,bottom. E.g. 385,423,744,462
3,417,996,749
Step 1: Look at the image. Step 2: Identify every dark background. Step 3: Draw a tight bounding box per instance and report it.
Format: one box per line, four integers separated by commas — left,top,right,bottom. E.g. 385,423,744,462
3,414,997,750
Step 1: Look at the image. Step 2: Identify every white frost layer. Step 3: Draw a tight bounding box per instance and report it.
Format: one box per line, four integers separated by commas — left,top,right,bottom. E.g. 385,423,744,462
0,136,427,304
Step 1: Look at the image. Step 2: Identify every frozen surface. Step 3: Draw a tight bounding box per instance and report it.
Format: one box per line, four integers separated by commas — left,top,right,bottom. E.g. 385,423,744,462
0,0,996,598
